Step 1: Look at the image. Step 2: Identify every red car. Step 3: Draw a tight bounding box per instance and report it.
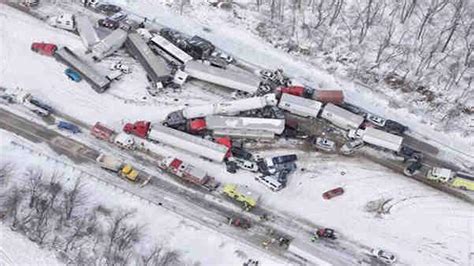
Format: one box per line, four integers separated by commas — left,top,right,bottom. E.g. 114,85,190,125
31,42,57,56
322,187,344,200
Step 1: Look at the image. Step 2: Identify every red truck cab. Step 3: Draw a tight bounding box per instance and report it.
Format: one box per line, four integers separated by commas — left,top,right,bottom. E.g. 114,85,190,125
91,122,115,141
278,86,305,97
187,118,206,134
215,136,232,158
31,42,58,56
123,121,151,138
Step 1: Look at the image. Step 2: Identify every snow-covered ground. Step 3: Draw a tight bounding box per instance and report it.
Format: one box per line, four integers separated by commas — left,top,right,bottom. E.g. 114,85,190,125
0,2,473,266
0,224,62,266
0,129,282,265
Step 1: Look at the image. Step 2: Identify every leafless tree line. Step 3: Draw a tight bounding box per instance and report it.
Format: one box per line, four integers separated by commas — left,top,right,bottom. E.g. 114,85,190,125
0,164,187,266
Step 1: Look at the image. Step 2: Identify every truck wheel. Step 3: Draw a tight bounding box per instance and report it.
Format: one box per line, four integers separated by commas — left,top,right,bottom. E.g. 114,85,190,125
460,186,467,190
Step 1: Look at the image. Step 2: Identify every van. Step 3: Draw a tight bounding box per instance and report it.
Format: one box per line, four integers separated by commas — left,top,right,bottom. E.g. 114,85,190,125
255,175,283,192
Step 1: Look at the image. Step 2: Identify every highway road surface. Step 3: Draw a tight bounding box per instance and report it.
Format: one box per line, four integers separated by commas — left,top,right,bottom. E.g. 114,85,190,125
0,107,376,265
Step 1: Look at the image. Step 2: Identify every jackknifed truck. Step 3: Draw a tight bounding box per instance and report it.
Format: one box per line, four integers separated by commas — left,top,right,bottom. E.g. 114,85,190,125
348,127,403,152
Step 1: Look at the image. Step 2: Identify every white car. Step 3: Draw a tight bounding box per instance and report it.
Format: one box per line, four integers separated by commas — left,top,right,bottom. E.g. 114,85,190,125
313,137,336,152
110,62,131,74
371,248,396,264
366,113,386,127
340,139,364,155
211,51,234,63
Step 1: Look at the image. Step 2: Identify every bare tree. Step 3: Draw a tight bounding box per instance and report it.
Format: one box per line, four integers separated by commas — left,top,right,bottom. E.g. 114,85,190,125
63,178,84,221
417,0,449,40
441,0,464,53
0,162,14,188
142,245,163,266
400,0,417,24
2,187,24,228
23,168,43,208
159,250,182,266
329,0,344,26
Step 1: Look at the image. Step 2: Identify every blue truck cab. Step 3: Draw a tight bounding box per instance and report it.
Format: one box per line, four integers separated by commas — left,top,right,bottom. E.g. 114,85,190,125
65,68,82,82
58,121,81,134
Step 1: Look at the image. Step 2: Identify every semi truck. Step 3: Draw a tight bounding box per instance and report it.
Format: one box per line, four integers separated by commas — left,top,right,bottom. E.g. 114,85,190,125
75,15,100,49
276,86,344,105
123,121,229,162
182,93,277,119
320,103,365,130
159,157,220,191
222,184,260,211
205,115,285,134
278,93,322,118
348,127,403,152
90,122,136,149
96,153,139,182
184,60,261,94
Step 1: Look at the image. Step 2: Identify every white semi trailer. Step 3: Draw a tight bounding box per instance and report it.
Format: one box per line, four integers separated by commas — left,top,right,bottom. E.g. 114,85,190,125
320,103,364,130
184,60,261,94
349,127,403,152
146,124,229,162
278,93,322,118
182,93,277,119
205,116,285,134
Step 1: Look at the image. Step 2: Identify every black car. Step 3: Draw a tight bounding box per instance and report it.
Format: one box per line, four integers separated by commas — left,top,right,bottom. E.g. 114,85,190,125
403,160,422,176
226,161,237,174
98,19,119,30
231,147,253,161
384,119,408,135
399,146,423,161
187,35,215,59
339,102,367,116
272,154,297,165
96,4,122,15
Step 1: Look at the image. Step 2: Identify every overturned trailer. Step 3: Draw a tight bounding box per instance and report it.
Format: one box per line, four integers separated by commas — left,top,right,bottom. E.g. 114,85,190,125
91,29,128,61
125,32,171,88
54,47,111,93
184,61,261,94
75,15,100,49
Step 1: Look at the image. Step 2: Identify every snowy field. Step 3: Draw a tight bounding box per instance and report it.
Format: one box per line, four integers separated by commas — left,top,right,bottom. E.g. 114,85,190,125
0,2,473,266
0,129,282,265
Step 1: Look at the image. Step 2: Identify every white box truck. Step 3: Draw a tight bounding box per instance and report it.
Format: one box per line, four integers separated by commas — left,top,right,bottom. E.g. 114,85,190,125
278,93,322,118
320,103,364,130
349,127,403,152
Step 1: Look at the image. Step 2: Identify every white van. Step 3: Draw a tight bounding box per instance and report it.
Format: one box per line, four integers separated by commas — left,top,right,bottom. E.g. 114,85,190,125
255,175,283,192
47,14,75,31
426,167,454,183
231,157,258,172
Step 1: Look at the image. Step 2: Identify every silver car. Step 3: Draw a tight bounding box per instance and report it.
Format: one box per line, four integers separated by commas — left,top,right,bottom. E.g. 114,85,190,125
366,113,386,127
313,137,336,152
371,248,396,264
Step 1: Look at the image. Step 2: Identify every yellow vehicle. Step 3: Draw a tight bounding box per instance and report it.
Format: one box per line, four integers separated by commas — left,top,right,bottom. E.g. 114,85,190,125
120,164,139,182
223,184,259,210
450,175,474,191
